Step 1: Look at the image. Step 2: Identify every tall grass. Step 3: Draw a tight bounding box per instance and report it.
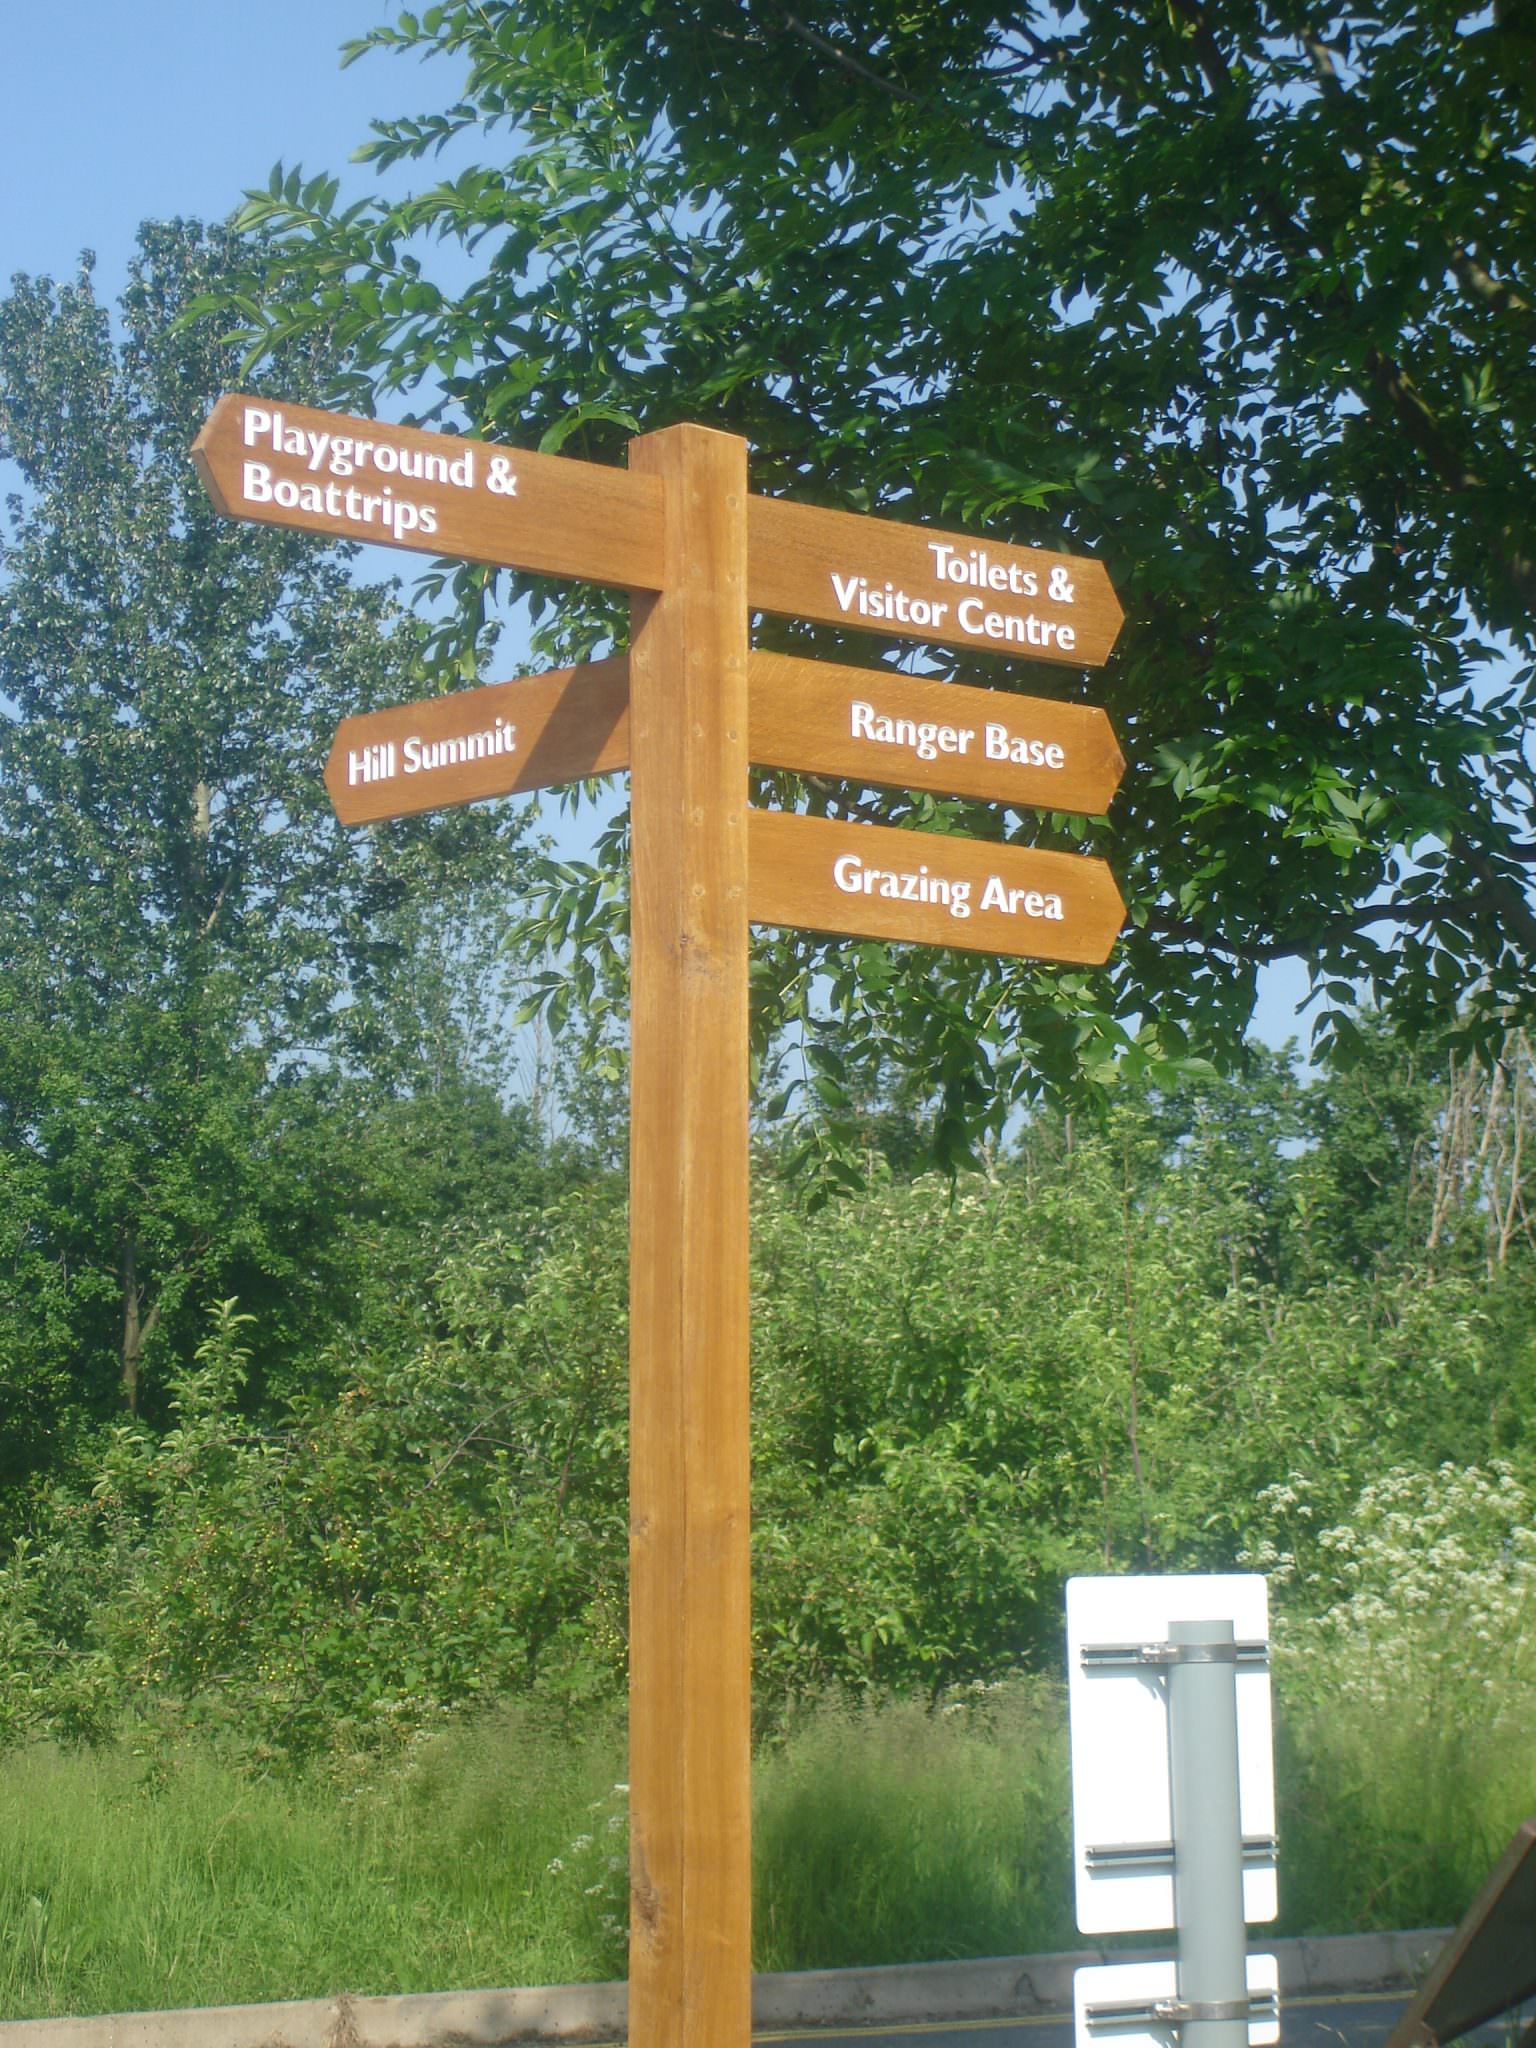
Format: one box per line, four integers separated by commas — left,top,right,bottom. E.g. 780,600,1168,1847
753,1682,1075,1971
1276,1679,1536,1934
0,1711,627,2021
5,1664,1536,2022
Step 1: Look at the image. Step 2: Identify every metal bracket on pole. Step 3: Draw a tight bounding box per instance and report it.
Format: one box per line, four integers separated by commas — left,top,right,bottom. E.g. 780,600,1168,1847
1085,1837,1277,1871
1167,1617,1249,2048
1067,1577,1280,2048
1080,1641,1269,1671
1084,1993,1280,2033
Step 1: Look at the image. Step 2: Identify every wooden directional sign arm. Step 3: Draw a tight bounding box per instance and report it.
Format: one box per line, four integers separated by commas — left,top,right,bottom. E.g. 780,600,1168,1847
748,810,1125,966
748,494,1123,668
322,650,1126,825
324,658,630,824
193,394,664,591
194,394,1123,662
749,652,1125,813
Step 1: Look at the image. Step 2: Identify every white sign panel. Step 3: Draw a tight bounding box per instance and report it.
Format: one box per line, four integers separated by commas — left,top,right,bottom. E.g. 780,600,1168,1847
1073,1953,1280,2048
1066,1575,1276,1935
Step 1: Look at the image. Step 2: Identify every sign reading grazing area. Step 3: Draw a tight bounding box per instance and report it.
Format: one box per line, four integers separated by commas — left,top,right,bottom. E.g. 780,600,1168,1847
194,389,1130,2048
748,810,1125,964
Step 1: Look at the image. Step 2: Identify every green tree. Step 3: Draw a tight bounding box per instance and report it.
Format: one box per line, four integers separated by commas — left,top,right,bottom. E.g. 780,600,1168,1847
230,1,1535,1155
7,1060,1533,1754
0,219,533,1454
0,1208,632,1761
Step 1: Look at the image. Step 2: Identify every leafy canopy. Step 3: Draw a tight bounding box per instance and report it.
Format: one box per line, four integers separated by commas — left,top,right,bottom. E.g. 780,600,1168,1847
9,1037,1536,1756
233,2,1536,1144
0,220,535,1433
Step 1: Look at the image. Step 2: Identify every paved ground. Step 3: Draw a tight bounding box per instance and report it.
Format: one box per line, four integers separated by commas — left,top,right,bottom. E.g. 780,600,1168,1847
752,1990,1517,2048
0,1940,1481,2047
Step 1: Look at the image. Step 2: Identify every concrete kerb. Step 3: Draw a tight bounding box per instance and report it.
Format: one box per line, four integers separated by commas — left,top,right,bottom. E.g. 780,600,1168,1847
0,1929,1449,2048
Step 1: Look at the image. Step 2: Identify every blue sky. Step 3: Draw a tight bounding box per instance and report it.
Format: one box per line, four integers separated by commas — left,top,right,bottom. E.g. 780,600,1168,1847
3,0,1313,1052
4,2,434,303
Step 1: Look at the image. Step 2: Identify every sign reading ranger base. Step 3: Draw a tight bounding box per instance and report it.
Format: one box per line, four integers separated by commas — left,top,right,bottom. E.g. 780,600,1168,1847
326,651,1127,825
750,654,1124,813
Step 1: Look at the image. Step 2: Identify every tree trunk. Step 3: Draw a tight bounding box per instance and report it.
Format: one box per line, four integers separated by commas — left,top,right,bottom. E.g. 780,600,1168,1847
120,1236,159,1416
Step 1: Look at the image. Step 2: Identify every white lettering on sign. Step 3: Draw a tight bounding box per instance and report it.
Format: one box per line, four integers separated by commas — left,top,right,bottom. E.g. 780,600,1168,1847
982,724,1066,769
831,852,1066,924
244,461,440,543
955,596,1076,652
979,875,1065,919
833,852,972,917
846,699,1070,775
347,719,519,787
404,719,518,774
238,405,519,544
928,543,1040,597
348,742,398,786
242,406,480,487
825,533,1080,655
830,574,950,631
850,700,975,762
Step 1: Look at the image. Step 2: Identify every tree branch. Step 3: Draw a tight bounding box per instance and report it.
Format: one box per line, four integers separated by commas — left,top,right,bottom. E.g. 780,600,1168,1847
1160,0,1536,606
1452,833,1536,960
774,11,923,104
1448,244,1535,326
1362,345,1483,493
1145,873,1536,966
1296,22,1534,335
1165,0,1238,98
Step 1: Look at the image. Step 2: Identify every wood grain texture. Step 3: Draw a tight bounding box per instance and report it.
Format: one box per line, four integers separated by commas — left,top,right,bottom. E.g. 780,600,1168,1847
748,494,1123,667
196,393,1124,656
325,648,1127,826
323,659,630,824
749,652,1125,812
193,394,664,590
748,809,1125,965
627,427,753,2048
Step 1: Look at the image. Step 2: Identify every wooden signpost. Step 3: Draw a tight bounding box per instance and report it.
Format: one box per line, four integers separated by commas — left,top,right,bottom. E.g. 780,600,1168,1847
193,395,1128,2048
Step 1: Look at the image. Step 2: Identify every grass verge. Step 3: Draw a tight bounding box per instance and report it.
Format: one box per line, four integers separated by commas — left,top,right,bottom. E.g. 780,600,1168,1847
0,1710,626,2020
5,1667,1536,2020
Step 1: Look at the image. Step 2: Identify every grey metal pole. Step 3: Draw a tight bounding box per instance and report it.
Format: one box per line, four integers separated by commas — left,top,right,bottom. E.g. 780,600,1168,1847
1168,1617,1248,2048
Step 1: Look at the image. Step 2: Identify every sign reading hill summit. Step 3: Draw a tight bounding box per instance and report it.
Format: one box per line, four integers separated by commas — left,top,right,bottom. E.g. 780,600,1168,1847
193,391,1130,2048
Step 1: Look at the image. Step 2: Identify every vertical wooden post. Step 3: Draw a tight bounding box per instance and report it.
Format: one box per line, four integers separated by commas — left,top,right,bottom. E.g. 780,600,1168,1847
626,424,753,2048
